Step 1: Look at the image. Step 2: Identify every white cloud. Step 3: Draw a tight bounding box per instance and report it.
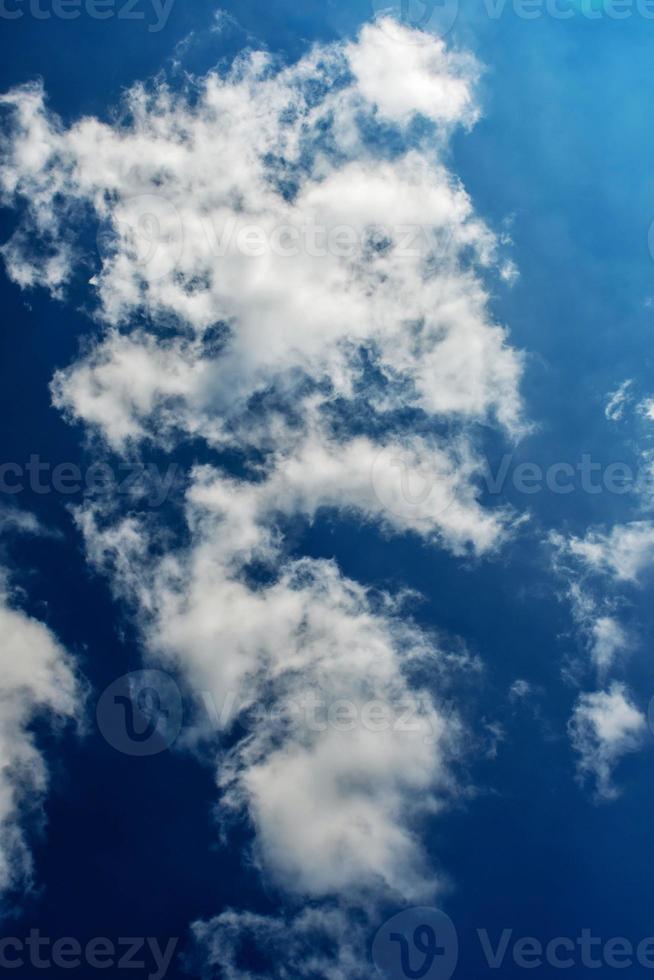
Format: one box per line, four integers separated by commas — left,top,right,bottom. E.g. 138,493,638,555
550,533,643,796
509,678,532,701
51,330,207,451
0,506,42,536
1,15,526,965
189,437,510,555
638,397,654,421
0,571,79,894
13,21,525,556
76,493,462,902
605,379,633,422
1,20,523,455
568,684,645,801
563,582,629,677
564,522,654,584
589,616,628,675
345,20,479,126
549,536,631,679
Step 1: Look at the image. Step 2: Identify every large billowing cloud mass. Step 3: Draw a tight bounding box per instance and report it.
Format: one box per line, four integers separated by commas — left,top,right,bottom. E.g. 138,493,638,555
1,17,526,972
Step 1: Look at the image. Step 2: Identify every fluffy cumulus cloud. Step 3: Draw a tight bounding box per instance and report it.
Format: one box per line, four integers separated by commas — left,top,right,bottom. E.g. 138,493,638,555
1,19,522,455
1,16,525,969
76,485,462,905
0,567,79,895
568,684,645,801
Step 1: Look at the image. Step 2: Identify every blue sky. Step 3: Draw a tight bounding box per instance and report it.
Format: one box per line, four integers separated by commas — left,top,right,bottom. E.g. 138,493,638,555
2,2,654,979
